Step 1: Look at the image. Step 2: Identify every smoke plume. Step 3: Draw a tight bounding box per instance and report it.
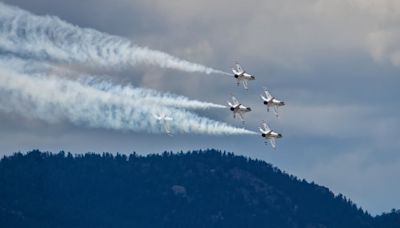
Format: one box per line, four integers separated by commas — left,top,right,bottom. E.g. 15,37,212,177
0,2,230,75
0,58,254,135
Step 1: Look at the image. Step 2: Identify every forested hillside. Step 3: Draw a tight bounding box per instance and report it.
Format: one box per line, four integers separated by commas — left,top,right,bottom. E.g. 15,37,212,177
0,150,398,227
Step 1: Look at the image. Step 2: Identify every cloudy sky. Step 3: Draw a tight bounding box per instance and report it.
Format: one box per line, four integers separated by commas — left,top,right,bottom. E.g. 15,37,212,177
0,0,399,215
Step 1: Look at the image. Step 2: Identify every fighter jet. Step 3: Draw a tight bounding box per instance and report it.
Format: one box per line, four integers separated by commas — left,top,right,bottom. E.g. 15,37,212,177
261,88,285,118
232,62,255,90
153,113,173,136
259,121,282,149
227,95,252,124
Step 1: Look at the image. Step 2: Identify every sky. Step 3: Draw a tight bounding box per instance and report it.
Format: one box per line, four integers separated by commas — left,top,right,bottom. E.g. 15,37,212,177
0,0,399,215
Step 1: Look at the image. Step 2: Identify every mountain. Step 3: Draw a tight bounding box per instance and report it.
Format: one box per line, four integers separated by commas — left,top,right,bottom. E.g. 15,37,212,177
0,150,398,228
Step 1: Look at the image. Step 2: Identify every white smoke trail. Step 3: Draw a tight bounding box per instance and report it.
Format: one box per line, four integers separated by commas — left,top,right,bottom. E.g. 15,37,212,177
82,79,226,110
0,2,230,76
0,56,226,110
0,59,255,135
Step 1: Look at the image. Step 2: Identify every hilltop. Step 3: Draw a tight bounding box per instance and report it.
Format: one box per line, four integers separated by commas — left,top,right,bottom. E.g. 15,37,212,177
0,150,398,227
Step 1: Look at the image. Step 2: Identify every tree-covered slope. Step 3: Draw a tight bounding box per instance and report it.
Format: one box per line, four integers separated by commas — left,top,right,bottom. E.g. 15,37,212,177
0,150,397,227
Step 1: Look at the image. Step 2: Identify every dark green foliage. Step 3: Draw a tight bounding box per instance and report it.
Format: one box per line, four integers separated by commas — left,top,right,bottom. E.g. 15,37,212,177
0,150,397,227
374,209,400,228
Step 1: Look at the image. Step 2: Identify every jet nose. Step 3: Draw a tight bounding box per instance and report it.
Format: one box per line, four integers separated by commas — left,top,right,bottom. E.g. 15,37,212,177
281,101,285,105
247,107,252,111
251,76,255,80
278,133,282,138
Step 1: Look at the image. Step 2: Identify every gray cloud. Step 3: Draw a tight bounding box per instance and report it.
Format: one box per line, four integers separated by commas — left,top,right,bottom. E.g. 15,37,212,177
0,0,399,215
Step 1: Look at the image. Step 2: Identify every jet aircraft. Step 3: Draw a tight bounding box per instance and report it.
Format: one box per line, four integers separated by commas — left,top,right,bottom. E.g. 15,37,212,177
261,88,285,118
259,121,282,149
227,95,252,124
153,113,173,136
232,62,255,90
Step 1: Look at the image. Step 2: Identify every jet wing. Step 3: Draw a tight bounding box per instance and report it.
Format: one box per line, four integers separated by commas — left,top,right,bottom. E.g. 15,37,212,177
238,112,244,121
273,106,279,117
264,90,273,100
243,72,253,77
261,95,268,102
164,117,173,121
231,96,240,106
259,127,268,134
236,63,244,74
269,138,276,149
262,122,271,132
232,68,240,75
242,80,248,90
164,123,173,136
153,114,162,120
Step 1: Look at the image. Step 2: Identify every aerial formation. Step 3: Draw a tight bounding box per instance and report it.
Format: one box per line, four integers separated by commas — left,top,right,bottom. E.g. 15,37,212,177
229,62,285,149
155,62,286,149
0,2,285,148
